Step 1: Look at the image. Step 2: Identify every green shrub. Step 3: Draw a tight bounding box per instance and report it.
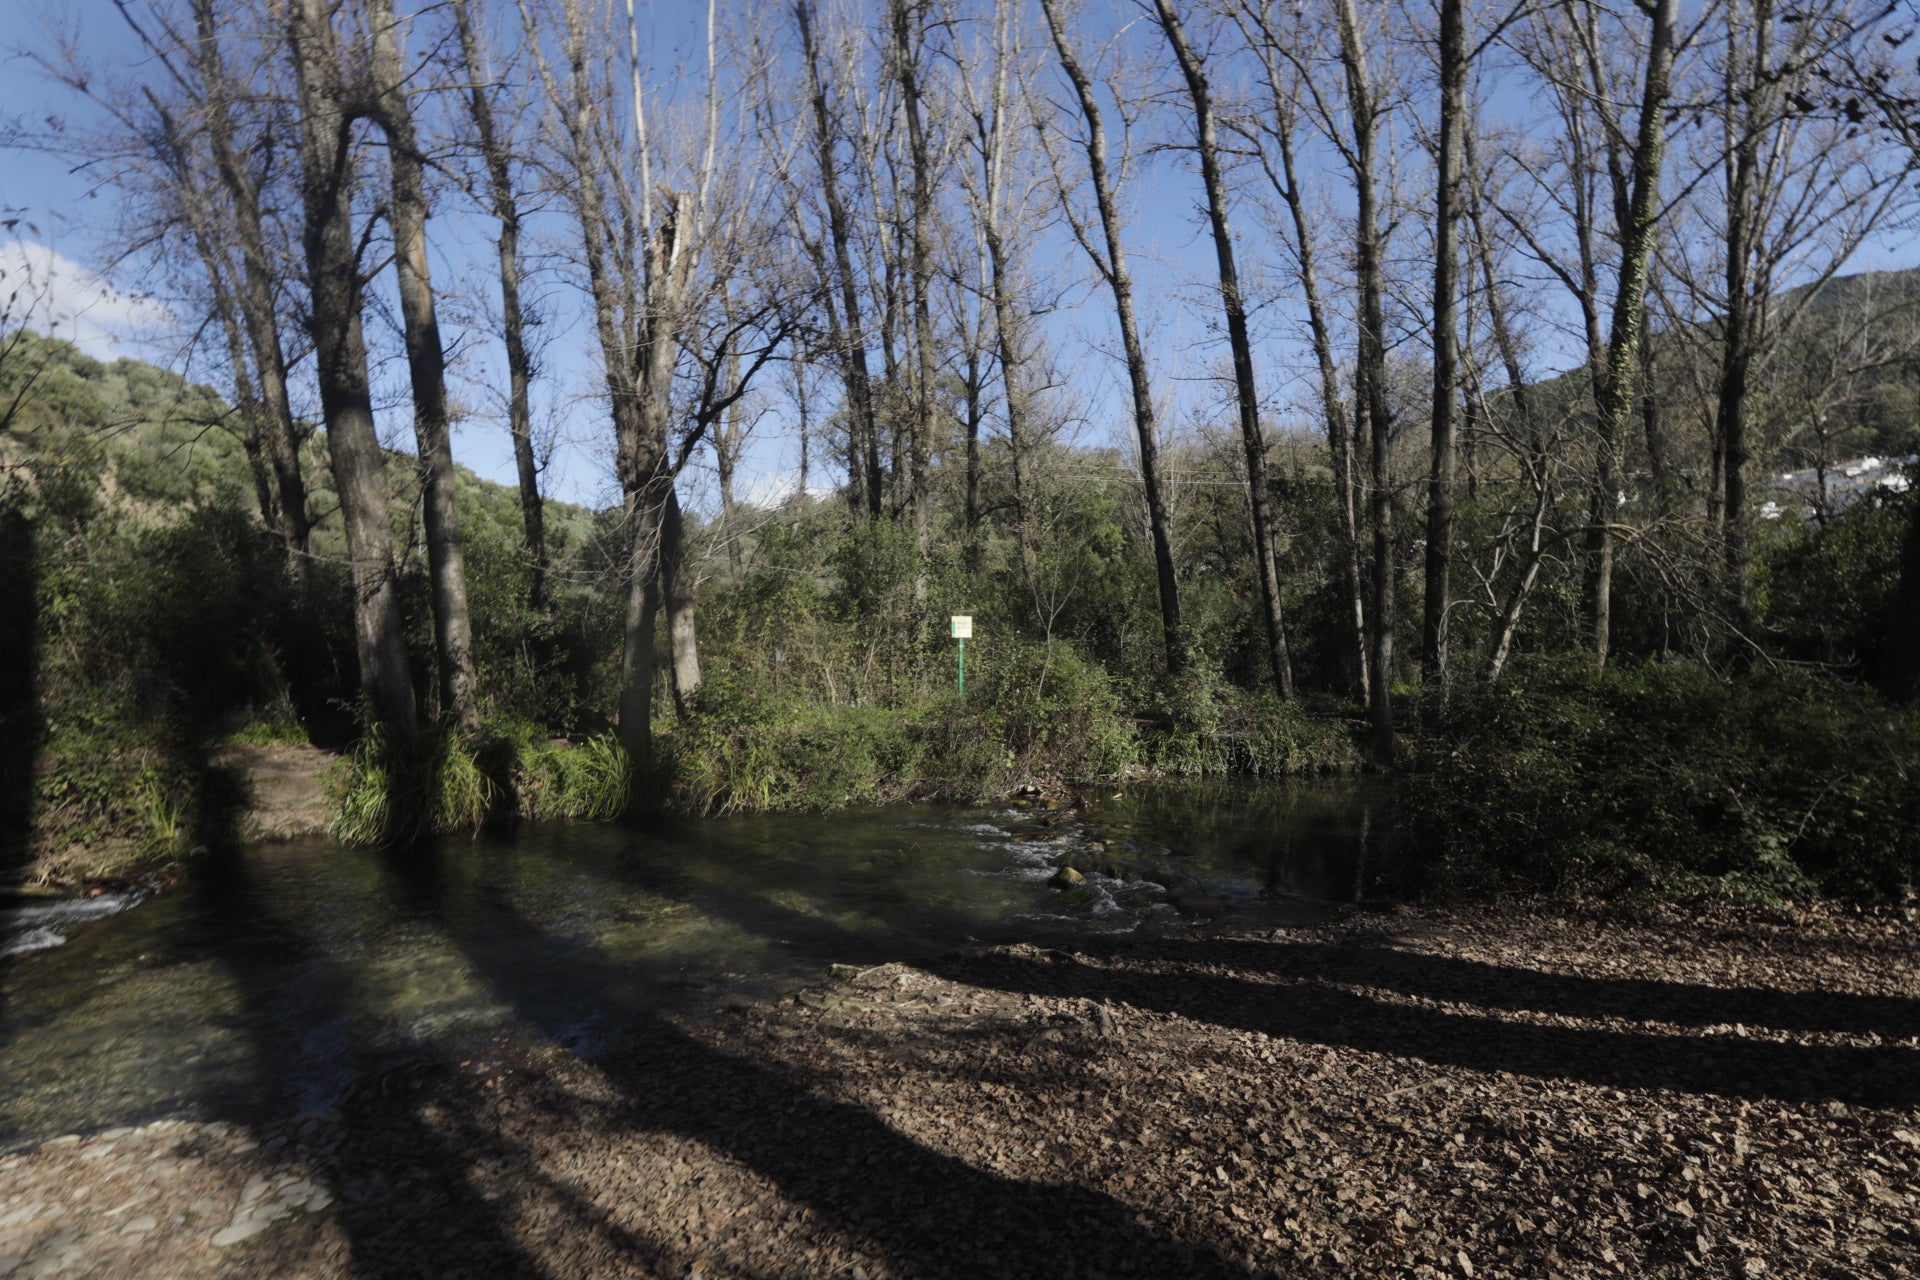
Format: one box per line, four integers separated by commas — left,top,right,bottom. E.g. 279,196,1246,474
1402,658,1920,900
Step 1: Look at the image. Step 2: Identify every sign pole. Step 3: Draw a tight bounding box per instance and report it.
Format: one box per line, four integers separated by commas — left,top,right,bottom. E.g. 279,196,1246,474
950,615,973,698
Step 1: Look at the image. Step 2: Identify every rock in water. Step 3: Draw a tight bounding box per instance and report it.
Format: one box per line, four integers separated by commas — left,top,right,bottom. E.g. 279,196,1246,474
1048,866,1085,890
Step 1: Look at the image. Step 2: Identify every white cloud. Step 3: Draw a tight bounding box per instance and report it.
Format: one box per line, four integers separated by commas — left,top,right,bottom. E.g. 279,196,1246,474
0,240,171,359
738,465,839,510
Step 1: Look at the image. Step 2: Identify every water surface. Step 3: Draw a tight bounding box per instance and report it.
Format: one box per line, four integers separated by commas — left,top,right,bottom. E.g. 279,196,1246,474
0,782,1381,1149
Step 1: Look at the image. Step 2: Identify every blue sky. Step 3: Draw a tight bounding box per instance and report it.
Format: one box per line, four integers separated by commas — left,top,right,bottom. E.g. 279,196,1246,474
5,0,1917,518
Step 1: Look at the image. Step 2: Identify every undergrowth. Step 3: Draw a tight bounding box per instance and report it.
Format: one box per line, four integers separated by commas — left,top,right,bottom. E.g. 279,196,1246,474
1401,659,1920,901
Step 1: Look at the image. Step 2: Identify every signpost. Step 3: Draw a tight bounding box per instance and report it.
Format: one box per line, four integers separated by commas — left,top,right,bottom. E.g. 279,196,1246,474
950,615,972,696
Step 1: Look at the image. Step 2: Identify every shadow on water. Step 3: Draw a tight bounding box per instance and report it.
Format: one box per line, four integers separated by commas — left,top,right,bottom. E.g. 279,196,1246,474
189,812,552,1278
919,935,1920,1110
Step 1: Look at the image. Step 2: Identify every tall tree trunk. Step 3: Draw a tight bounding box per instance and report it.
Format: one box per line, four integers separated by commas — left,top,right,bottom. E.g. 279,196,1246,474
962,343,985,546
192,0,309,562
1154,0,1290,697
794,362,811,513
987,228,1038,585
716,328,742,572
288,0,414,730
1240,17,1370,700
892,0,935,557
1465,124,1553,681
453,0,546,612
661,485,703,716
371,0,480,730
1333,0,1395,761
1422,0,1465,690
1587,0,1679,667
797,0,883,519
1038,0,1185,676
1716,0,1774,646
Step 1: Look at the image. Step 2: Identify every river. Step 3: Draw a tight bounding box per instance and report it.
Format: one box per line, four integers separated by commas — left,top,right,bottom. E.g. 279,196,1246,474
0,781,1383,1150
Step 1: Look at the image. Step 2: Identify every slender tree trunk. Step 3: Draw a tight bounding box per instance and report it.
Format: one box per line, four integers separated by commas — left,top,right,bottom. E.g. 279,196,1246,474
962,344,984,544
985,223,1037,584
1422,0,1465,690
797,0,883,519
1333,0,1394,760
717,329,742,572
288,0,414,730
1466,125,1553,681
618,490,663,764
794,363,811,512
192,0,309,562
1038,0,1185,676
371,0,480,730
1247,38,1369,700
454,0,546,612
892,0,935,556
1155,0,1289,697
1587,0,1679,667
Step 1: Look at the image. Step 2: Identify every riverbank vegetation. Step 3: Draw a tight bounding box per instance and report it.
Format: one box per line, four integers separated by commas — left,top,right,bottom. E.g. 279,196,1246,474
3,0,1919,902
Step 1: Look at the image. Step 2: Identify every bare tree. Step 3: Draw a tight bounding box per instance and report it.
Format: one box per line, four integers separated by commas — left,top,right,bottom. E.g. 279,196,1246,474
452,0,548,611
368,0,480,730
288,0,415,728
1229,0,1370,700
1421,0,1466,687
1153,0,1292,697
1035,0,1186,676
796,0,884,517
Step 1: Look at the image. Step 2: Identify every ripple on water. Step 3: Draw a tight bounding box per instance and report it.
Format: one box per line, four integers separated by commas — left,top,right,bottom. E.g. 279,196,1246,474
1,892,145,957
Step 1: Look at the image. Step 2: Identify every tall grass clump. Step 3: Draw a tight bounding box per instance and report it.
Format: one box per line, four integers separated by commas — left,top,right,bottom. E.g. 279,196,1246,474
330,722,497,846
1402,659,1920,900
519,733,633,821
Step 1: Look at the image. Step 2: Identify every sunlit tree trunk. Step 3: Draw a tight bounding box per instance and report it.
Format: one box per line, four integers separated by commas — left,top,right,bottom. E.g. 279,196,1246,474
1333,0,1395,760
1421,0,1465,690
1038,0,1185,676
1154,0,1290,697
797,0,883,519
191,0,310,563
370,0,480,730
288,0,414,730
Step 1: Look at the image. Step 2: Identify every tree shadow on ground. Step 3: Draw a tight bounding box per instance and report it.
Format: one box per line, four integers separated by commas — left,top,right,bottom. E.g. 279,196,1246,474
422,876,1245,1280
1200,937,1920,1039
919,938,1920,1110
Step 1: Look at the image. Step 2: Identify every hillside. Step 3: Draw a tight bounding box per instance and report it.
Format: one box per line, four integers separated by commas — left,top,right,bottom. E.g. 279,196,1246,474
0,332,603,548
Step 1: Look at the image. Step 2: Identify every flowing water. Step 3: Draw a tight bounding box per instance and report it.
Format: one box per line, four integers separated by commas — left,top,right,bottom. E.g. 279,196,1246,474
0,781,1383,1150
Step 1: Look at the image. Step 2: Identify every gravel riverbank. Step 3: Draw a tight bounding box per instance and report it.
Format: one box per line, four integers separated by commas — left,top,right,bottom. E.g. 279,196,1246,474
2,900,1915,1279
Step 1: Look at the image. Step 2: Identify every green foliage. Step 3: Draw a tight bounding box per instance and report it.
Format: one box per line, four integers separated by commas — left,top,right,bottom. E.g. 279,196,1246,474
1403,659,1920,900
516,733,633,822
1758,488,1910,674
1138,668,1357,776
133,765,185,858
328,722,497,846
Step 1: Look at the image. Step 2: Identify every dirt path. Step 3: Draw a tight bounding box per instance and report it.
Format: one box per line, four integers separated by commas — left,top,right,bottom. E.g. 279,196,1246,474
2,901,1915,1279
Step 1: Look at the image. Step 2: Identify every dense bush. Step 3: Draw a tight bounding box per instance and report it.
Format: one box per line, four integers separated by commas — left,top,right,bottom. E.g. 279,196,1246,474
1402,659,1920,900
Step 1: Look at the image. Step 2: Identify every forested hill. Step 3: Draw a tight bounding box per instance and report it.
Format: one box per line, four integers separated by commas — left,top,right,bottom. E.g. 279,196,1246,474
0,332,602,544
